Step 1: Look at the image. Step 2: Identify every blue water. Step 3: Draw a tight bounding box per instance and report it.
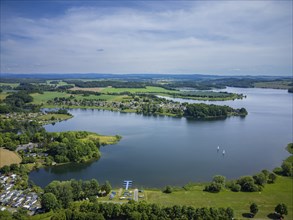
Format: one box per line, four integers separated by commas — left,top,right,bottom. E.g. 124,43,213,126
29,88,293,188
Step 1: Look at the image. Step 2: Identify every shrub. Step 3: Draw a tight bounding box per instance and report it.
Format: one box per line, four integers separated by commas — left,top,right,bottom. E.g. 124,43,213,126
268,173,277,183
204,182,222,193
230,183,241,192
250,203,258,217
163,185,173,193
275,203,288,217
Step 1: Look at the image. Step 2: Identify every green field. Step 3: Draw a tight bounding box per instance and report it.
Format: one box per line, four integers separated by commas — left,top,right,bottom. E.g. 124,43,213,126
31,92,71,104
145,177,292,219
96,176,292,219
31,91,131,105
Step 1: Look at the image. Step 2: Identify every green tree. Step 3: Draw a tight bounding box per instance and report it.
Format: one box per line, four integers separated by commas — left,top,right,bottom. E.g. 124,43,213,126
57,183,73,208
213,175,226,186
226,207,234,219
100,180,111,196
163,185,173,193
204,182,222,193
250,203,258,217
41,193,59,211
0,210,13,220
268,173,277,183
230,182,241,192
51,211,66,220
275,203,288,218
12,208,28,220
281,162,292,176
237,176,259,192
129,211,142,220
0,165,10,174
253,173,267,186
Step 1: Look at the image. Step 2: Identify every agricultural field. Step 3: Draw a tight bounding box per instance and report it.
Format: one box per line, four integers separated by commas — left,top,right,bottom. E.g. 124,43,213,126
31,91,131,106
31,92,71,104
0,148,22,167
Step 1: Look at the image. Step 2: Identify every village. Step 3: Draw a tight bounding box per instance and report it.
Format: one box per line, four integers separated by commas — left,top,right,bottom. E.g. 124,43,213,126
0,173,41,215
48,95,185,116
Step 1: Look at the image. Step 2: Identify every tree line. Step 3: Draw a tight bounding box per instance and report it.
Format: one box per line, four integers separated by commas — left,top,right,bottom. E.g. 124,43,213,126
64,80,149,88
0,91,40,113
42,179,112,210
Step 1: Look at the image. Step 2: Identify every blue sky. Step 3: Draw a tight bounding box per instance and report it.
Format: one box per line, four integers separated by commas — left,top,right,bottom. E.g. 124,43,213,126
1,0,292,76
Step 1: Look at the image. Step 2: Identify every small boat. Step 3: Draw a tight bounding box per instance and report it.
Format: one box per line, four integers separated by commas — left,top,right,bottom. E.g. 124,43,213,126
217,146,220,151
222,150,225,155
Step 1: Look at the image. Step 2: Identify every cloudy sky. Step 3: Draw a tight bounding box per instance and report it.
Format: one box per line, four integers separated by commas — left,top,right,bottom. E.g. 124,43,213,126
1,0,292,75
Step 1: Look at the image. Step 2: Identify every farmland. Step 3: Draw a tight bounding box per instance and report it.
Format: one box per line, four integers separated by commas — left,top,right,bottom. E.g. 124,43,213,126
0,148,22,167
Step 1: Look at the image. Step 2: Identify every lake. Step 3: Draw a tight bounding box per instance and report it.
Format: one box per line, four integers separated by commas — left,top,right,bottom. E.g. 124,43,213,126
29,88,292,188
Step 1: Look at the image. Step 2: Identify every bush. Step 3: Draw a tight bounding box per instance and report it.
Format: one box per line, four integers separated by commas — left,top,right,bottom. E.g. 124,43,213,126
253,173,267,186
163,185,173,193
250,203,258,217
281,162,292,176
204,182,222,193
213,175,226,186
237,176,260,192
268,173,277,183
275,203,288,217
230,183,241,192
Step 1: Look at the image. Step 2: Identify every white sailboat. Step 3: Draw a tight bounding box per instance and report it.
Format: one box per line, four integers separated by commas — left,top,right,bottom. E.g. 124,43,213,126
222,149,225,155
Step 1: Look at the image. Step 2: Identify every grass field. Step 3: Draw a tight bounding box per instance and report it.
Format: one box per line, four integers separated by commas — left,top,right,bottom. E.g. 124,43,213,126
24,176,293,219
144,176,292,219
0,148,22,167
83,133,121,145
31,92,71,104
32,91,131,105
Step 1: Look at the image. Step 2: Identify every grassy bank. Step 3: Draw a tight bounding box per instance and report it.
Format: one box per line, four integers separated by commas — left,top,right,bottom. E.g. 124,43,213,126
35,113,73,126
80,132,122,146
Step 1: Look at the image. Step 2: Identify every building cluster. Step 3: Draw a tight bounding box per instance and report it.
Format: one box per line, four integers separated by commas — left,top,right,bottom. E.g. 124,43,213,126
0,173,41,213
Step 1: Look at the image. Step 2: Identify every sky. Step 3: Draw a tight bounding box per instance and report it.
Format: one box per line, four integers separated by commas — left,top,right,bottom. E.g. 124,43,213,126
0,0,292,76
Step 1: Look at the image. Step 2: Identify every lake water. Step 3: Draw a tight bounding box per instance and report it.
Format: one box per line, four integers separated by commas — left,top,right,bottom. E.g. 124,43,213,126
29,88,292,188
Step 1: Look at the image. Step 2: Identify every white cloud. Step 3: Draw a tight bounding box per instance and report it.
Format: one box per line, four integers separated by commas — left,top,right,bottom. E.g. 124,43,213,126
0,1,292,75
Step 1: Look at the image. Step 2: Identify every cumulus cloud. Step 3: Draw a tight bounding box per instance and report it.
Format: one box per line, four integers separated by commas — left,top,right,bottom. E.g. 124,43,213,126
0,1,292,75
